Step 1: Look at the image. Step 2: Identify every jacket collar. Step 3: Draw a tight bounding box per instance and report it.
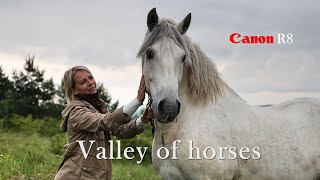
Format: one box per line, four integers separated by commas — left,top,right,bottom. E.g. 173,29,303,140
60,98,98,132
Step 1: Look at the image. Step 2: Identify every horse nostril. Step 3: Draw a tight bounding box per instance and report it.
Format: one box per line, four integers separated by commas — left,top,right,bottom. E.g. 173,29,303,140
176,100,181,113
158,99,166,112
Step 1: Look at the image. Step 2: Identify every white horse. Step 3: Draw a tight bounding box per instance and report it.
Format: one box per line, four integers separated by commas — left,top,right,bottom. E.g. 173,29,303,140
137,8,320,180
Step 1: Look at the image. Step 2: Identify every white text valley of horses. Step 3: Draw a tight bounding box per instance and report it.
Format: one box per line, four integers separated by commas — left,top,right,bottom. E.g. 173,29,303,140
77,140,261,163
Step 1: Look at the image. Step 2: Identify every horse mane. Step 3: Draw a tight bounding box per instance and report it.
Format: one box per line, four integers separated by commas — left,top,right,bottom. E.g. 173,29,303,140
137,18,239,105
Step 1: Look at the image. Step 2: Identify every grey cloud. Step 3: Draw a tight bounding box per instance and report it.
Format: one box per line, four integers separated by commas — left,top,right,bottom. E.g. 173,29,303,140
0,0,319,99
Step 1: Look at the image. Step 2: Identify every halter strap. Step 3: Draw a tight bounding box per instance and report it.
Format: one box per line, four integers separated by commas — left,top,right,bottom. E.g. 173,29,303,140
146,95,156,138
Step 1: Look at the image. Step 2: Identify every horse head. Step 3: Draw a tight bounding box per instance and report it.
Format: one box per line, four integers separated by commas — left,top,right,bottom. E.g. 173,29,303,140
137,8,192,123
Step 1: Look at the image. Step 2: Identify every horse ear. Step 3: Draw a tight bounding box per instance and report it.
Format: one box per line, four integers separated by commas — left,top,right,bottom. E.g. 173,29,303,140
177,13,191,35
147,8,159,32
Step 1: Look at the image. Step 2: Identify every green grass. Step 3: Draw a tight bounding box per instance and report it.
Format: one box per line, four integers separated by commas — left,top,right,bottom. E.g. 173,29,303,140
0,132,60,179
113,162,160,180
0,132,159,179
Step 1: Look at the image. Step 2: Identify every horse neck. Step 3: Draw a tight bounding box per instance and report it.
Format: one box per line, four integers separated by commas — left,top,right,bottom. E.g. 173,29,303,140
178,76,247,116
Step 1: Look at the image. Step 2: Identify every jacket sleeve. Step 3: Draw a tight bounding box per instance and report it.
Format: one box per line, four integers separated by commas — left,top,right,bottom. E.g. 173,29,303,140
68,105,129,132
111,120,144,139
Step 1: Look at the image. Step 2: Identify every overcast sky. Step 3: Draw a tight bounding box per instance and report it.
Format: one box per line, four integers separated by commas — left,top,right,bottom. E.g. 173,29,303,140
0,0,319,106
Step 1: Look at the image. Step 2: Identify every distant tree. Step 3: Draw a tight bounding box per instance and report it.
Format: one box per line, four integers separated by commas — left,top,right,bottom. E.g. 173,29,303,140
0,66,15,121
0,66,12,100
56,79,66,106
97,83,119,112
11,55,56,117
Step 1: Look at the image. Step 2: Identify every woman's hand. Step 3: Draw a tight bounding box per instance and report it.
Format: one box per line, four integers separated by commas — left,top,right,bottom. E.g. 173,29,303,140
137,75,146,103
141,108,154,123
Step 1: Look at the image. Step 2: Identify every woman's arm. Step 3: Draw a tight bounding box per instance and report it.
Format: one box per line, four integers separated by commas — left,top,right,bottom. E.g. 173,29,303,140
111,120,143,139
68,105,129,132
123,98,142,117
112,108,154,139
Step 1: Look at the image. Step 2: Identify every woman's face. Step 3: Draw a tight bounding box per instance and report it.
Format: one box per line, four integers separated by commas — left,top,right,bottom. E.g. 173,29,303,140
72,70,97,95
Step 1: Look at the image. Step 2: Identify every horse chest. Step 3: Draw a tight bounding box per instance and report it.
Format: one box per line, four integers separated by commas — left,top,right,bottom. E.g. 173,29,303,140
151,130,237,179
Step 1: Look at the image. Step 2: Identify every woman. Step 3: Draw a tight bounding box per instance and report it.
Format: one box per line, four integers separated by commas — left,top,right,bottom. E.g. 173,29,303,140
54,66,154,180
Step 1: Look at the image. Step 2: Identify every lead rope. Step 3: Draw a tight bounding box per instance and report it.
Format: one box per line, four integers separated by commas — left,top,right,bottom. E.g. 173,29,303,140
146,95,155,138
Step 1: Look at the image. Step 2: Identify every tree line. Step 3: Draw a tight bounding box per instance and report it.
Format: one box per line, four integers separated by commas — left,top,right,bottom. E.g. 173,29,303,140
0,55,119,121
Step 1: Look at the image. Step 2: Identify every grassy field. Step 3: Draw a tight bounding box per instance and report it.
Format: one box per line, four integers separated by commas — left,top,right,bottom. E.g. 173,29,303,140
0,131,159,179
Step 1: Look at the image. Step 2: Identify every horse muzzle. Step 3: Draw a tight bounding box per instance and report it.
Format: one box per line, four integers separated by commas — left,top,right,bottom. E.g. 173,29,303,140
156,98,181,123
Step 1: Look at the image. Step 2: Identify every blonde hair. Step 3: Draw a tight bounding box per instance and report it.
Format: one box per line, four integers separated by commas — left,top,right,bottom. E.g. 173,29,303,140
63,66,92,103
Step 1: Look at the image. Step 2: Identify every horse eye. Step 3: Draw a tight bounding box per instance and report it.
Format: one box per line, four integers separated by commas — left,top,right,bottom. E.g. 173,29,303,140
146,49,154,59
182,54,186,62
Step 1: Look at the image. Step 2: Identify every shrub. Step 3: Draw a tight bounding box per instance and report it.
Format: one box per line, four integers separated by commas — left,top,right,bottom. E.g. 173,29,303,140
50,133,67,155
